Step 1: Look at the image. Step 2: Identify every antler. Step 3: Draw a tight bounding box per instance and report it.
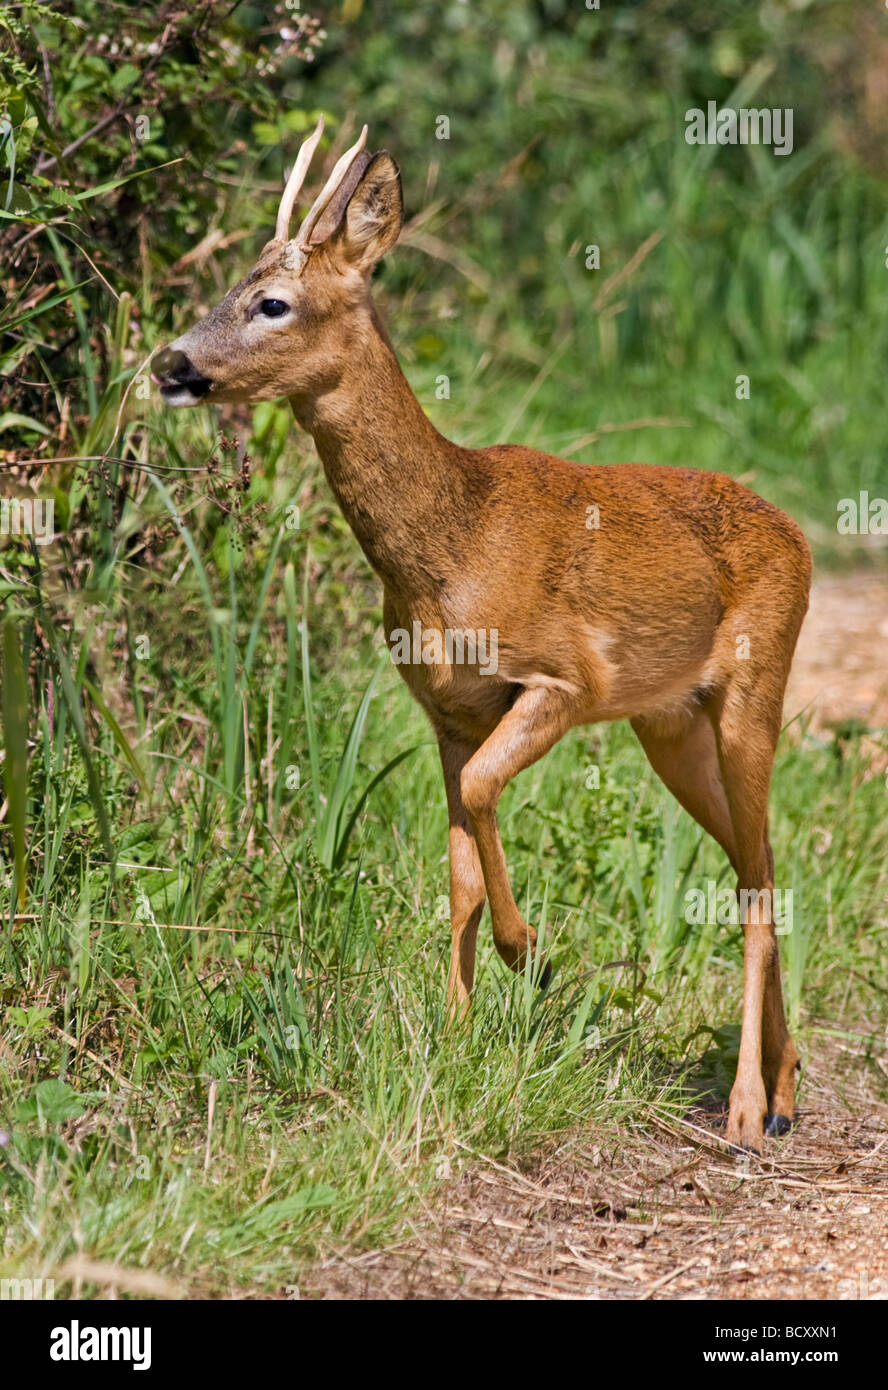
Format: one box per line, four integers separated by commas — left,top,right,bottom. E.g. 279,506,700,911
275,115,326,243
293,122,369,249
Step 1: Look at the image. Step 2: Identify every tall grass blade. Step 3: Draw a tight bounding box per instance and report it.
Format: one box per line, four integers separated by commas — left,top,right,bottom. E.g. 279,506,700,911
1,616,29,909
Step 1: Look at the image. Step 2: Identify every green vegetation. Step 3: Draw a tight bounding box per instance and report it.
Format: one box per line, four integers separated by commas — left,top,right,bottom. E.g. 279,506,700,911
1,1,886,1295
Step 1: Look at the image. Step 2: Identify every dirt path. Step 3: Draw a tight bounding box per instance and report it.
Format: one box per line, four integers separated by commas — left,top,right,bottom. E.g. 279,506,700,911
310,572,888,1301
786,569,888,733
310,1091,888,1301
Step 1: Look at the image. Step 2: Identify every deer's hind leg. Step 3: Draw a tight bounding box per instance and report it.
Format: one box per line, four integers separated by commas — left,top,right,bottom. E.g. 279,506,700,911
632,694,797,1150
711,668,798,1154
758,836,798,1137
631,705,737,867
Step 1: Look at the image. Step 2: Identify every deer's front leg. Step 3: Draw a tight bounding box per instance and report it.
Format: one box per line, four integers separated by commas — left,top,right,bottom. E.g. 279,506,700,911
460,686,575,979
439,736,487,1020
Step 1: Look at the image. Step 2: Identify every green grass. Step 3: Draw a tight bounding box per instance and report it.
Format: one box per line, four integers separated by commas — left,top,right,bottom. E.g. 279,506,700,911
1,477,887,1292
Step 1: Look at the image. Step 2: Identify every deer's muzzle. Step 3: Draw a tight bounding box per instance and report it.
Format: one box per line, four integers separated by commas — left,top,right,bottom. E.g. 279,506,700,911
153,347,213,406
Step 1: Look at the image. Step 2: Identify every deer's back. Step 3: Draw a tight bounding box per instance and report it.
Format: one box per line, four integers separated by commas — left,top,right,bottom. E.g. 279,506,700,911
463,446,811,618
389,446,812,742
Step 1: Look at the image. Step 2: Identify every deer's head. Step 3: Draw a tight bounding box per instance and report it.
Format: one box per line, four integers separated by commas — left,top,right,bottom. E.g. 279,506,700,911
153,118,403,407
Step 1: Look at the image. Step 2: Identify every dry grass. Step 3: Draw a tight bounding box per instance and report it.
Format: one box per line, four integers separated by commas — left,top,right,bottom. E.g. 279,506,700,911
307,1049,888,1301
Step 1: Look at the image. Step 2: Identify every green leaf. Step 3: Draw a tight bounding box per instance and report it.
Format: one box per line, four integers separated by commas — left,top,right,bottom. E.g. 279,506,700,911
252,121,281,146
334,743,421,871
8,1005,52,1038
0,412,50,436
0,281,91,336
69,157,183,204
237,1187,337,1235
15,1079,86,1127
110,63,140,94
317,662,383,869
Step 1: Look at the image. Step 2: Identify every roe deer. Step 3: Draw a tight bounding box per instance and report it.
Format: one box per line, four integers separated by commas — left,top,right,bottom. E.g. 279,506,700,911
154,118,811,1153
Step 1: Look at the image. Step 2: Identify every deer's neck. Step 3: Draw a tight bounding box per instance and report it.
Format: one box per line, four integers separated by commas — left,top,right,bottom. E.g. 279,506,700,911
289,309,473,595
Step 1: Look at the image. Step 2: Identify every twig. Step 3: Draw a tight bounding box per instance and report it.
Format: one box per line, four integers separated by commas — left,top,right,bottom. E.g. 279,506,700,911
593,230,664,313
50,1024,138,1091
639,1258,698,1300
563,1243,636,1283
565,417,691,454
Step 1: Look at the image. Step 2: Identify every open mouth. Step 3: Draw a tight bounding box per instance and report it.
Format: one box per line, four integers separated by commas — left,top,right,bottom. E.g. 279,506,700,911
155,382,207,406
152,373,213,407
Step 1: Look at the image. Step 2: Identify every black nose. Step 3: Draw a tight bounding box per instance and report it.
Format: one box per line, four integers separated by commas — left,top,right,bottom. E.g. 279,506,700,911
152,347,212,398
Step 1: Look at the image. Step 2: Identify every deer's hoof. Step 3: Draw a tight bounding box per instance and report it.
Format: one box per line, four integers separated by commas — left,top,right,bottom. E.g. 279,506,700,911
765,1113,792,1137
729,1142,762,1159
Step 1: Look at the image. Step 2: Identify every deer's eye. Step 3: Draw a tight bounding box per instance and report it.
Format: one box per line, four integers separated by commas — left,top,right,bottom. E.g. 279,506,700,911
259,298,289,318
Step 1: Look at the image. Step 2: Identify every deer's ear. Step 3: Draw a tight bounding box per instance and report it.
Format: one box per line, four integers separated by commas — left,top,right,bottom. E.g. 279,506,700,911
338,152,403,272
